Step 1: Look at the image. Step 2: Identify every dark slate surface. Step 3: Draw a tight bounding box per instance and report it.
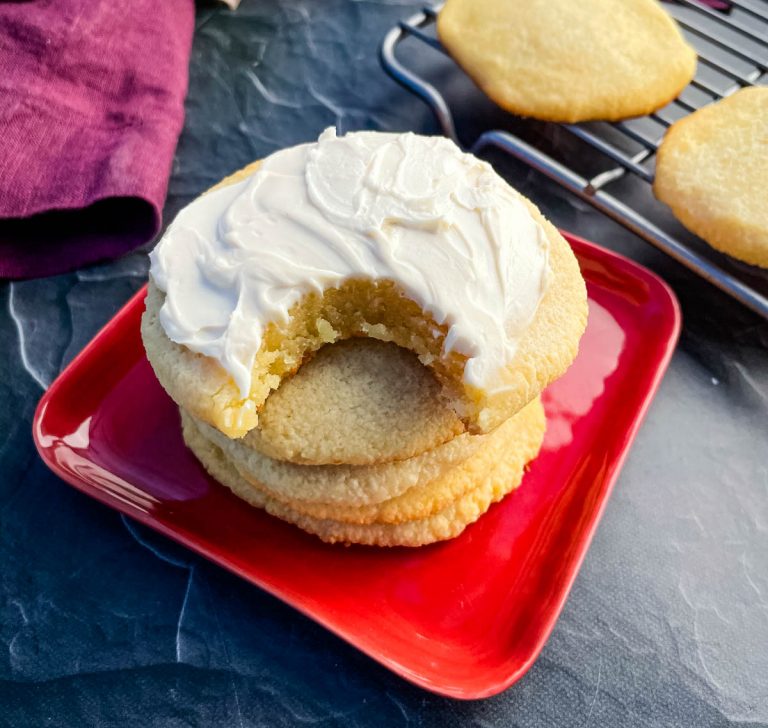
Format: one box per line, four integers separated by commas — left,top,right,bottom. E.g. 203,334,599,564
2,1,767,725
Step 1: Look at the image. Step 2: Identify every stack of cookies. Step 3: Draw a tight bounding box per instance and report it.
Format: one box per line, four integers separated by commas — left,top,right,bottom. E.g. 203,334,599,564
142,129,588,547
176,339,547,546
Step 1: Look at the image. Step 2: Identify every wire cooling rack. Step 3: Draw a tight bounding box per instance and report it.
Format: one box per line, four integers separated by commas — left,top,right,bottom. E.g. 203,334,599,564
380,1,768,319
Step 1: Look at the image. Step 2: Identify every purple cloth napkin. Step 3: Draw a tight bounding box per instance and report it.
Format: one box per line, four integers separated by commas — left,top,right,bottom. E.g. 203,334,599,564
0,1,195,279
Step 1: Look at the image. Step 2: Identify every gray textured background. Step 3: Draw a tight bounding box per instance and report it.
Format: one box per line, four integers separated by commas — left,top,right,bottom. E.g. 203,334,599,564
1,1,766,725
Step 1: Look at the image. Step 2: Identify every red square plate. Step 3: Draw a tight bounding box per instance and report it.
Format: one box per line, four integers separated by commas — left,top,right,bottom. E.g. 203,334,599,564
33,233,680,699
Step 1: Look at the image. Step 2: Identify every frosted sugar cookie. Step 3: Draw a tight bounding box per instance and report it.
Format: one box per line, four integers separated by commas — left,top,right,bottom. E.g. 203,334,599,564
143,129,586,438
181,400,546,547
438,0,697,123
654,87,768,268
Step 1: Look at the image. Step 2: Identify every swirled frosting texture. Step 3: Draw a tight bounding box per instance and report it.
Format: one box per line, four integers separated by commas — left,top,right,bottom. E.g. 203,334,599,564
150,129,551,398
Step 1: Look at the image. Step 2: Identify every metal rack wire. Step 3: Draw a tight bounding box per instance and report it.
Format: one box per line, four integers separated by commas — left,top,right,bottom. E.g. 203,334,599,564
380,1,768,319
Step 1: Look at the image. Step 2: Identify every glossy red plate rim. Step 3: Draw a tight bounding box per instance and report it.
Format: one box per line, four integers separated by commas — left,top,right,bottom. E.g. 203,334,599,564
32,232,681,699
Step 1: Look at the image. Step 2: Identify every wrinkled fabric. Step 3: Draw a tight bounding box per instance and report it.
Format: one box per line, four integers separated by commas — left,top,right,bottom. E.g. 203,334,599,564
0,0,195,279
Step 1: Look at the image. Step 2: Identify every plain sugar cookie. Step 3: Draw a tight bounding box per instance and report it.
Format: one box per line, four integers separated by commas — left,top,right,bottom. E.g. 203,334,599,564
151,335,465,467
181,400,546,547
438,0,697,123
186,397,543,522
241,339,464,465
654,86,768,268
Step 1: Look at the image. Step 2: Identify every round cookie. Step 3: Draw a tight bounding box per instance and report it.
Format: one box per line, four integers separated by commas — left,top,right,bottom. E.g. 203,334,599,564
143,143,587,441
654,87,768,269
188,344,472,499
151,333,464,466
242,339,464,465
186,397,543,522
181,401,546,547
437,0,697,123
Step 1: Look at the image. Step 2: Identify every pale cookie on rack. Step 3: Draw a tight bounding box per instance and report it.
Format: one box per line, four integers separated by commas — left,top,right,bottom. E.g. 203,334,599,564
186,397,542,522
143,130,587,440
654,86,768,269
181,399,546,547
437,0,697,123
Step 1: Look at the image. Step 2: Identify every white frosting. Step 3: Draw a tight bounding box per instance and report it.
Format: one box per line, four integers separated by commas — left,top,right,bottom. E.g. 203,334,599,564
150,129,551,398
